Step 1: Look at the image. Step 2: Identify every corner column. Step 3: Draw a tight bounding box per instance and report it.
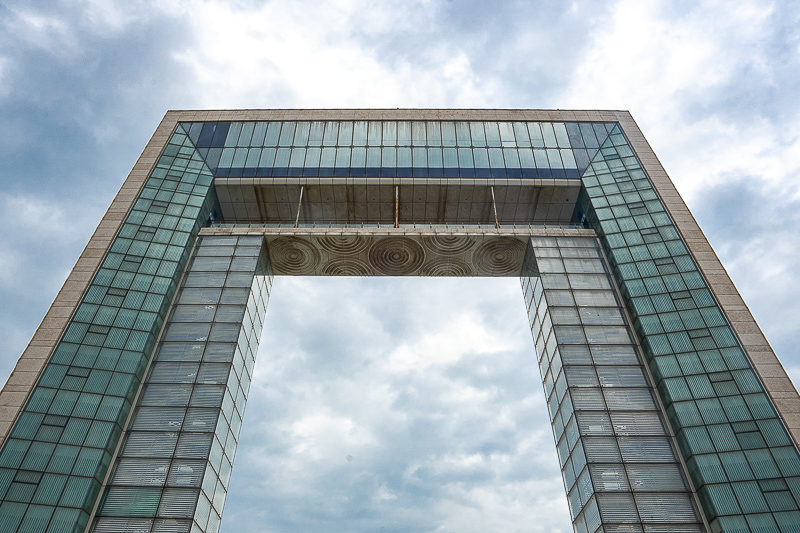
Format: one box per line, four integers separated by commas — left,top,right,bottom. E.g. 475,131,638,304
92,235,271,533
522,235,704,533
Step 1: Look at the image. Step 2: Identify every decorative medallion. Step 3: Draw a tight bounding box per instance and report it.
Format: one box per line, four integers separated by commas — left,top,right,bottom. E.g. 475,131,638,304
316,235,370,255
268,237,321,274
321,258,373,276
421,234,475,256
419,259,473,277
474,237,527,275
368,237,425,275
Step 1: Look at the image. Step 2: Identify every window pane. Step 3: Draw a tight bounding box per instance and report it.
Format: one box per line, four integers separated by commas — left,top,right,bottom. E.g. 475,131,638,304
411,122,426,145
322,122,339,146
337,121,353,146
278,122,295,146
441,121,457,146
455,122,472,146
367,122,382,146
469,122,487,146
293,122,310,145
382,122,397,145
397,121,411,145
352,121,368,146
484,122,501,147
528,123,545,148
308,121,325,146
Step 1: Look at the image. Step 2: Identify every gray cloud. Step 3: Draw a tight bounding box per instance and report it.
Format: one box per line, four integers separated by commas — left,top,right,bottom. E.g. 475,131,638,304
223,278,569,532
1,0,799,531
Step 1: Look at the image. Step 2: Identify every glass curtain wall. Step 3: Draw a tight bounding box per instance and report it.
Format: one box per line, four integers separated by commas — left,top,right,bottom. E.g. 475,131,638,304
578,127,800,532
93,236,271,533
522,235,704,533
0,126,218,533
184,120,615,179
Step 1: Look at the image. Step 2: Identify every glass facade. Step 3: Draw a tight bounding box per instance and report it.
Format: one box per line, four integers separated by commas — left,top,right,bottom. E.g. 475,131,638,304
576,127,800,532
0,125,218,533
522,235,703,532
94,235,271,533
0,112,797,533
184,120,614,179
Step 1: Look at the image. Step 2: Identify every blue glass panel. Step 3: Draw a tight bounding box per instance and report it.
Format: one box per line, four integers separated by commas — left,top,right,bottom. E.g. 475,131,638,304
237,123,255,147
278,122,295,147
250,122,267,147
263,123,280,147
365,147,381,176
382,122,397,146
352,121,367,146
322,122,338,146
528,122,545,148
289,122,307,146
209,123,229,148
469,122,486,147
223,123,241,148
397,122,411,146
455,122,471,146
308,122,324,146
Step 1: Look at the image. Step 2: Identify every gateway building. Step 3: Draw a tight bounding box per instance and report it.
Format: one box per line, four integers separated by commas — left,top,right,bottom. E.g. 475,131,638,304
0,109,798,533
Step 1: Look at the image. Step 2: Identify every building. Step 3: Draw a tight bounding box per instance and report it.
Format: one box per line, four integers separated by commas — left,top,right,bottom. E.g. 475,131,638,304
0,109,798,533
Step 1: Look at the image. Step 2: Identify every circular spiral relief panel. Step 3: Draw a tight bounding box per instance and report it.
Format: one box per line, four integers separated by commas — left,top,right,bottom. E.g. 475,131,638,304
420,234,475,256
419,259,473,277
473,237,527,275
368,237,425,275
315,235,370,255
321,258,373,276
268,237,321,274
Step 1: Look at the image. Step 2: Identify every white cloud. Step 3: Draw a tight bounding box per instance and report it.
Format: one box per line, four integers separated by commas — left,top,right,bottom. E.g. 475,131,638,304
226,278,571,532
168,0,496,108
0,192,94,242
4,0,800,530
565,0,789,199
3,7,80,59
77,0,153,32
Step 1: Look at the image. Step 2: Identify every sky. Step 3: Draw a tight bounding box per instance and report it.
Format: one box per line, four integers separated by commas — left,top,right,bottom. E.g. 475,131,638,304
1,0,799,531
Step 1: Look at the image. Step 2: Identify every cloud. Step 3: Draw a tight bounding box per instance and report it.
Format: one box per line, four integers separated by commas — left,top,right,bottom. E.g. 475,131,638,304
2,0,800,531
564,0,800,196
0,193,106,383
223,278,571,532
168,0,501,109
693,178,800,361
563,0,800,386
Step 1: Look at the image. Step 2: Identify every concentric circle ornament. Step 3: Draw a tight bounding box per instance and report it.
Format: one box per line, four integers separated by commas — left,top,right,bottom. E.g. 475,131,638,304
321,258,373,276
421,234,475,256
316,235,370,255
368,237,425,275
268,237,321,274
474,237,527,275
419,259,473,277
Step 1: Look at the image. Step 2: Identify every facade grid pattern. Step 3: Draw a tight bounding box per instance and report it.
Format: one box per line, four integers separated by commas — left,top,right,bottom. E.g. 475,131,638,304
186,120,615,179
578,126,800,532
522,235,703,533
95,235,271,533
0,126,218,533
0,111,798,533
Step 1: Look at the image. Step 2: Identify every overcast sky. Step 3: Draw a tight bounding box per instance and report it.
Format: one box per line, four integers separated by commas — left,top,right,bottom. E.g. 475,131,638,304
1,1,799,532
